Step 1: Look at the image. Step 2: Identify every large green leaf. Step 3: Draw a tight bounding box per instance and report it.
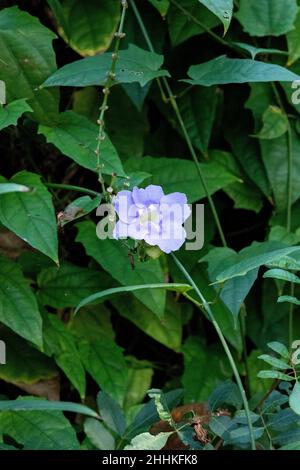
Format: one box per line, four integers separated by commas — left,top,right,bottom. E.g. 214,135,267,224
69,304,115,343
287,9,300,65
124,360,154,409
75,283,192,313
203,247,258,317
0,398,98,418
0,98,32,131
37,262,113,308
178,87,218,155
97,391,126,436
0,329,57,386
184,56,300,86
260,125,300,211
0,406,80,450
51,0,120,56
39,111,125,176
182,337,231,402
199,0,233,33
212,242,300,283
42,312,86,399
256,106,288,140
42,44,169,88
0,172,58,263
168,0,220,46
289,382,300,417
125,154,240,203
0,255,42,347
236,0,298,37
112,296,183,351
84,418,115,450
78,338,128,405
76,221,166,318
0,6,59,124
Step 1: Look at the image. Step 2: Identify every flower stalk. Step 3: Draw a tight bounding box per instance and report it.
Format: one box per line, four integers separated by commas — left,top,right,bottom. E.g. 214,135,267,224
95,0,128,195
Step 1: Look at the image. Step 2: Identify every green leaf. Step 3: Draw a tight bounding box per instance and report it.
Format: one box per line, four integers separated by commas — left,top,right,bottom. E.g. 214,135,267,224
97,391,126,436
126,389,183,439
259,124,300,211
78,338,128,405
0,98,32,131
75,283,192,313
125,432,172,450
0,406,80,450
37,262,113,309
42,44,169,88
42,312,86,399
112,296,183,351
76,221,166,318
124,360,154,409
0,182,30,195
208,381,242,411
212,242,300,283
257,370,294,381
278,295,300,305
69,304,115,343
224,182,263,213
287,9,300,66
236,0,298,37
199,0,233,34
232,42,288,60
53,0,120,57
0,398,99,418
178,87,218,155
0,329,57,386
226,426,264,446
148,0,169,16
258,354,290,370
290,382,300,416
125,154,240,203
84,418,115,450
182,337,231,402
203,247,258,316
0,172,58,263
0,6,59,124
184,56,300,86
256,106,288,140
39,111,125,176
209,415,234,440
267,341,289,359
59,195,101,227
168,0,220,46
0,255,42,347
105,87,148,159
264,268,300,284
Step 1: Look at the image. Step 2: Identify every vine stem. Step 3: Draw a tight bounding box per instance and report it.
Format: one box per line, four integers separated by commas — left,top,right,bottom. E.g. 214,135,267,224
95,0,128,194
129,0,227,247
45,183,101,197
171,253,256,450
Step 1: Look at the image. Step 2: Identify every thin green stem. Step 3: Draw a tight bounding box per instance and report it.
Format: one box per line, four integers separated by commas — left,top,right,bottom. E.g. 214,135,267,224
130,0,227,247
45,183,101,198
240,305,250,397
171,253,256,450
289,283,295,346
95,1,128,194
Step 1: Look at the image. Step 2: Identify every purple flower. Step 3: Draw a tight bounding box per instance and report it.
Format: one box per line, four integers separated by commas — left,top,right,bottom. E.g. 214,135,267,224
113,185,191,254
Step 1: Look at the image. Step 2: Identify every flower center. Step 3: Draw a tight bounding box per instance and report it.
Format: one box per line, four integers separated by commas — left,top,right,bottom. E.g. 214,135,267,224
139,204,159,225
